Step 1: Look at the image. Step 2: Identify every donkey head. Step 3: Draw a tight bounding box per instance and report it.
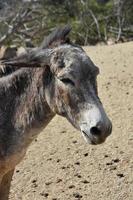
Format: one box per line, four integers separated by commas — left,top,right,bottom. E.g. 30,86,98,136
2,26,112,145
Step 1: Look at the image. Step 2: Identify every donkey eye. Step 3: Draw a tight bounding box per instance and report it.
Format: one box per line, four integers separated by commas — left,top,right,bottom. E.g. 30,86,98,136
60,78,75,86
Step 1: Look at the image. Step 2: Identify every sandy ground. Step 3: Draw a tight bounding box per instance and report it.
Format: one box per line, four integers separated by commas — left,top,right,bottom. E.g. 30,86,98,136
10,42,133,200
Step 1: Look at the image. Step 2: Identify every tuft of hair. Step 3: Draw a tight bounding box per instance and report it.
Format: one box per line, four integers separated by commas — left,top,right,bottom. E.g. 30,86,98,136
0,46,18,77
41,25,72,49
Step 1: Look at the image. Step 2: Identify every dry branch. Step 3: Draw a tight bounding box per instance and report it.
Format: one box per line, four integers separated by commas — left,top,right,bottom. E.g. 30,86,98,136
0,7,41,46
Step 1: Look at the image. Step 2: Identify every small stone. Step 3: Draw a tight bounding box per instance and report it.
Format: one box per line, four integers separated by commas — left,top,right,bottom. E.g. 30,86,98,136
32,179,37,183
47,158,52,161
84,153,88,157
56,178,62,183
106,162,113,166
68,185,75,189
113,158,120,163
74,174,82,178
73,192,82,198
45,181,52,185
61,130,66,133
72,140,77,144
40,192,49,197
75,161,80,165
117,173,124,178
61,166,66,169
109,166,117,171
81,180,89,184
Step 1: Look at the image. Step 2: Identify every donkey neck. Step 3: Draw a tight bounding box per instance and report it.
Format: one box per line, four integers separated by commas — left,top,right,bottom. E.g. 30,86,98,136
15,68,55,130
0,67,55,135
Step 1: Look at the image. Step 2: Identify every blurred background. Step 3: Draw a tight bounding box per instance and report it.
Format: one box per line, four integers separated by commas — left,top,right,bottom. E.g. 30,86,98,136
0,0,132,46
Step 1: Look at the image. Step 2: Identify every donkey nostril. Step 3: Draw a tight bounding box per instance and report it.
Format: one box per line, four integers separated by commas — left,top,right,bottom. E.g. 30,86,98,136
90,126,102,136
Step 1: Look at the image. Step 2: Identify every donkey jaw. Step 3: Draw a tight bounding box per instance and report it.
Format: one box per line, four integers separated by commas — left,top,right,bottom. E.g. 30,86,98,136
81,130,106,145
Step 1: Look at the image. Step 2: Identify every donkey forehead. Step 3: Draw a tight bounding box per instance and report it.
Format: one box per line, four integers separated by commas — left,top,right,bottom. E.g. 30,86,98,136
52,45,98,76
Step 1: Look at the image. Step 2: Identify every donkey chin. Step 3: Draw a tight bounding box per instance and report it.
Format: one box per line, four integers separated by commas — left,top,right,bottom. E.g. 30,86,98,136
81,123,112,145
80,124,112,145
78,106,112,145
66,116,112,145
81,129,106,145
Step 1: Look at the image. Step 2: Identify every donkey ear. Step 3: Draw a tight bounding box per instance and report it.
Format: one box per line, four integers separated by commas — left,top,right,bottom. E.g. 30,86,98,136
1,48,53,68
41,25,72,49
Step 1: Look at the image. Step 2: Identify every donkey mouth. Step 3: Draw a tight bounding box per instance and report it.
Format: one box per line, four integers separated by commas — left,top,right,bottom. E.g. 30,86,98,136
81,131,105,145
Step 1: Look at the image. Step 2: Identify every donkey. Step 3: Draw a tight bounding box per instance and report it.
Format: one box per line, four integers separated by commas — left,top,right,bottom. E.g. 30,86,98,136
0,26,112,199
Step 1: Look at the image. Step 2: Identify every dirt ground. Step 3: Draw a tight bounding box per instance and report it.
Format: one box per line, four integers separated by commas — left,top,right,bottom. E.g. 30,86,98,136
10,42,133,200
